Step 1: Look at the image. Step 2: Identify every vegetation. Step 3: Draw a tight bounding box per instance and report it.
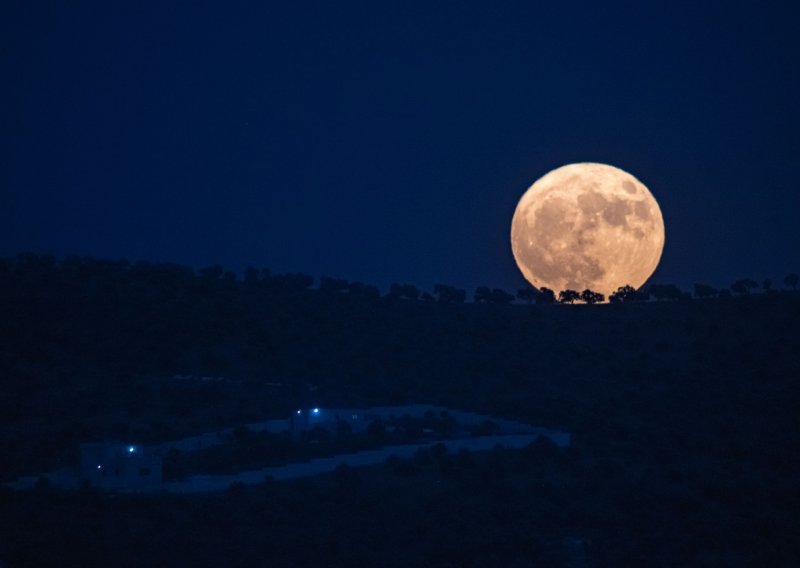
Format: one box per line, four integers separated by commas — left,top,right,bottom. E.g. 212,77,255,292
0,254,798,566
163,411,467,479
693,283,718,298
580,289,604,305
536,287,556,304
558,289,580,304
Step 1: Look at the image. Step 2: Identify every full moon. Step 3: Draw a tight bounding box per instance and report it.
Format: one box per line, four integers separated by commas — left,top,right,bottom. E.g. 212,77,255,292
510,163,665,298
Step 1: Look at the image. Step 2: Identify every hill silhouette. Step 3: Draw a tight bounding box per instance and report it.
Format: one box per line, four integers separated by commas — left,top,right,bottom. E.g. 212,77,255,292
1,254,798,566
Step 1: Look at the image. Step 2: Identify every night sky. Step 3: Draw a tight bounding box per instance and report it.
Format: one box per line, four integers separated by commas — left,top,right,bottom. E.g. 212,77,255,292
2,2,798,293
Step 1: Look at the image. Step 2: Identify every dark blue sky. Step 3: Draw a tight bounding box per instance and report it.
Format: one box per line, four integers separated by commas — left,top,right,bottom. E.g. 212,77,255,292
2,2,798,292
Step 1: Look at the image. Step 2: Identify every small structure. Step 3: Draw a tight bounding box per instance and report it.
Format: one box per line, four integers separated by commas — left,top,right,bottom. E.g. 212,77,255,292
80,443,162,491
290,407,331,434
289,407,377,435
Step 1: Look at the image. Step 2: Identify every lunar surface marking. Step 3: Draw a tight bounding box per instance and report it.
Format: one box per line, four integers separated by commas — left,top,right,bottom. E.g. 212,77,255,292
510,163,665,297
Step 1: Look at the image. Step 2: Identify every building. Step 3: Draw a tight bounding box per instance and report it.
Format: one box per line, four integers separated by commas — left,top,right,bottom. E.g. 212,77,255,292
79,443,162,491
289,404,455,436
289,407,374,435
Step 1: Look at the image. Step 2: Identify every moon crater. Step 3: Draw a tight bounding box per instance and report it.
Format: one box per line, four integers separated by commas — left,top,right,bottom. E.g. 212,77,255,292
511,163,664,297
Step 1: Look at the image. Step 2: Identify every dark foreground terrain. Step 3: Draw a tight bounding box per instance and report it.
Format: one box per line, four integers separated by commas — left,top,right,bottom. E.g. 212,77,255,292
1,255,798,566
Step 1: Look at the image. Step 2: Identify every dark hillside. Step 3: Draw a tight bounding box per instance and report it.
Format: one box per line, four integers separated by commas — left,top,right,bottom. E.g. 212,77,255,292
1,255,799,565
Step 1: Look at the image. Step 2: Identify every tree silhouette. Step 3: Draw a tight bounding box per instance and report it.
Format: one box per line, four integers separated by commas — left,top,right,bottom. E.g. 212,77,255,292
785,273,798,290
580,289,604,304
244,267,260,285
490,288,515,304
474,286,492,303
535,287,556,304
731,278,758,295
693,283,718,298
558,289,580,304
272,272,314,289
609,284,641,303
647,284,682,301
320,276,349,295
388,283,420,301
199,265,224,281
517,287,537,304
433,284,466,303
471,286,515,304
404,284,421,301
347,281,380,299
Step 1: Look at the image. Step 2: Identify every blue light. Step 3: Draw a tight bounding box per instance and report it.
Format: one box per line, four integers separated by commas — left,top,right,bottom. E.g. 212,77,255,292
312,408,320,414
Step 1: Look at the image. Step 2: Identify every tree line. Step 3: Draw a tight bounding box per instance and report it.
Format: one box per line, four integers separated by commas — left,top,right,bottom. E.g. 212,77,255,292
1,253,797,307
512,274,799,306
